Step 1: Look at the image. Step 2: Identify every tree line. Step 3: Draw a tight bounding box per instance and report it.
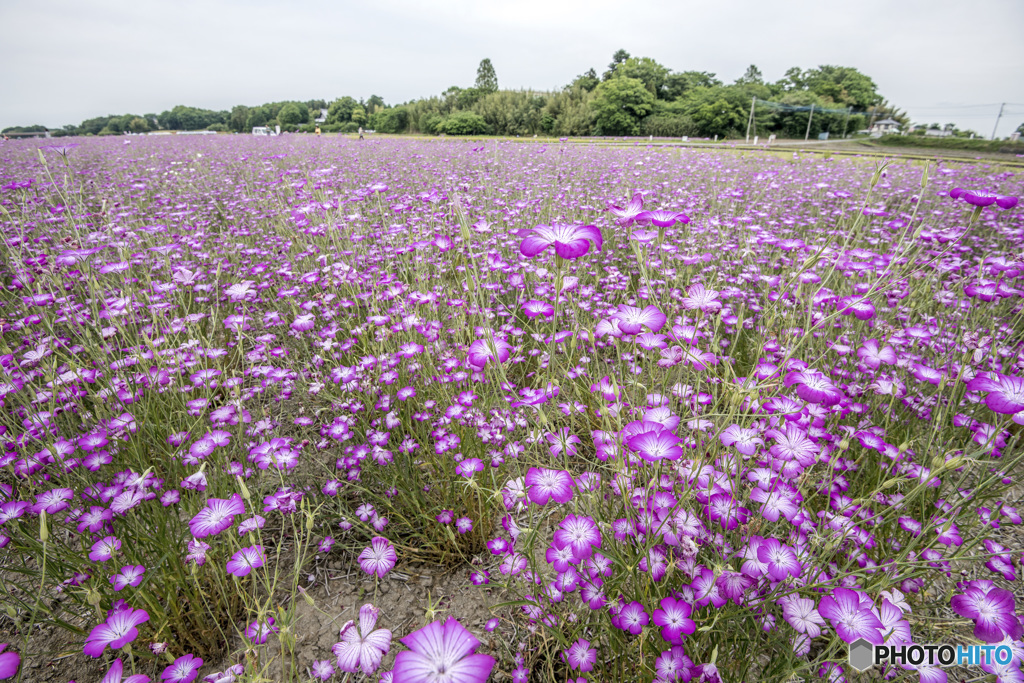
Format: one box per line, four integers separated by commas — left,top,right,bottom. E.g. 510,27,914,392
5,53,938,139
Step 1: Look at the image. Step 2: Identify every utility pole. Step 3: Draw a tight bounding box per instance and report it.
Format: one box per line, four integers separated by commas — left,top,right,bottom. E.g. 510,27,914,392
745,97,756,143
804,103,815,141
991,102,1005,140
841,107,851,139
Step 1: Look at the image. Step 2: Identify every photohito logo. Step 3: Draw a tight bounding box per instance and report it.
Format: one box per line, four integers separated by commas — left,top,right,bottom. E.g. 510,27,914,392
848,639,1015,671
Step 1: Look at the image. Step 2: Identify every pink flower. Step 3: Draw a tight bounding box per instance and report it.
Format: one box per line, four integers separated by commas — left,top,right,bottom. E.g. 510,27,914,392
466,338,512,371
101,657,152,683
611,304,667,334
564,638,597,672
652,597,695,644
392,617,495,683
332,604,392,676
109,565,146,591
358,537,397,577
225,545,265,577
951,586,1023,643
950,188,1018,209
0,644,20,681
609,193,645,225
818,588,884,644
966,373,1024,415
188,494,245,538
524,467,574,505
626,427,683,462
519,223,603,259
89,536,121,562
160,654,203,683
84,607,150,657
635,209,689,228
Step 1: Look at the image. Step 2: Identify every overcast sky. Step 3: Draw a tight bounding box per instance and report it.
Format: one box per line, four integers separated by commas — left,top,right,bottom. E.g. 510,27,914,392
2,0,1023,136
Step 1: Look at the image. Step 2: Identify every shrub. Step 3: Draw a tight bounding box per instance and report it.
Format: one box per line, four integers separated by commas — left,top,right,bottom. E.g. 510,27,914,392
440,112,489,136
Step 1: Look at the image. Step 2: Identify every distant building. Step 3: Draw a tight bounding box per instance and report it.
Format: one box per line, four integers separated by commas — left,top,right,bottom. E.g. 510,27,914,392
315,109,328,124
870,118,901,136
925,128,952,138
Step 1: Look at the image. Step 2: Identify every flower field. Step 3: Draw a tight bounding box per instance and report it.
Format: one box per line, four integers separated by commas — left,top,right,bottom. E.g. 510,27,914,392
0,134,1022,683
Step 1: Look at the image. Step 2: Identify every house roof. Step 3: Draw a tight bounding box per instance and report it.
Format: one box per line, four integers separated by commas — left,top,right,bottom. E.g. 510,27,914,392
875,118,900,125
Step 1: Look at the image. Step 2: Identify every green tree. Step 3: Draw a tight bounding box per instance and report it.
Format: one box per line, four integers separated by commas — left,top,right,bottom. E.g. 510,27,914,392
664,71,722,100
127,117,150,133
475,58,498,94
370,107,409,134
456,88,483,109
570,68,600,92
351,105,367,126
544,84,596,136
366,95,385,113
473,90,546,136
612,57,671,98
801,65,881,109
603,49,630,80
229,106,249,133
590,77,655,135
245,107,269,130
327,97,358,124
1016,122,1024,135
277,103,307,126
678,86,749,138
735,64,763,86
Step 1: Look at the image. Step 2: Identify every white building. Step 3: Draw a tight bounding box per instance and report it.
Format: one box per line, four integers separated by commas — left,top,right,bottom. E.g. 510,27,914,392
870,118,901,136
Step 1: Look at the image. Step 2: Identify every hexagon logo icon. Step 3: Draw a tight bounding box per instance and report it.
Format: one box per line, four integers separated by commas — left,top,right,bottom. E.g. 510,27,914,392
848,638,874,671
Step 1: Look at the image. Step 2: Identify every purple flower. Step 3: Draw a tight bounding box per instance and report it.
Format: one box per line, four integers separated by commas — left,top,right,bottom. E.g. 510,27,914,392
614,601,650,635
309,660,335,681
0,644,20,681
635,209,689,228
612,304,667,334
245,617,278,644
553,514,601,561
779,595,825,638
358,537,397,577
966,373,1024,415
564,638,597,672
609,193,645,225
160,654,203,683
817,588,884,644
680,283,721,313
524,467,574,505
951,586,1023,643
109,565,146,591
466,338,512,371
89,536,121,562
84,607,150,657
626,427,683,462
783,370,843,406
333,604,392,676
837,295,876,321
719,424,764,455
391,617,495,683
950,187,1018,209
756,539,802,580
519,223,603,259
100,657,151,683
188,494,245,538
521,300,554,318
652,597,695,644
225,545,266,577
